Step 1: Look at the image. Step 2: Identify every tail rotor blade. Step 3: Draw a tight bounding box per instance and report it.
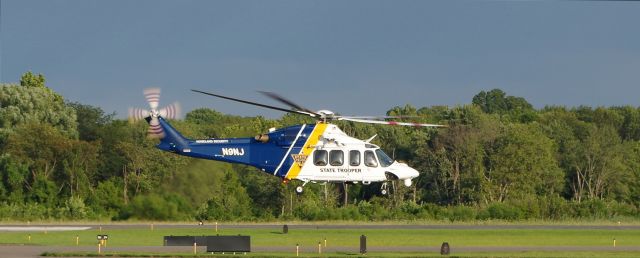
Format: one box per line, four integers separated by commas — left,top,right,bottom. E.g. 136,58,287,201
128,107,149,123
144,88,161,110
159,102,181,119
147,117,165,138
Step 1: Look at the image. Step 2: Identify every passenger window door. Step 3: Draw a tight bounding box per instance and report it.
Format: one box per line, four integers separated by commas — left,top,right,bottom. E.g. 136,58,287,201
314,150,328,166
364,150,378,167
349,150,361,166
329,150,344,166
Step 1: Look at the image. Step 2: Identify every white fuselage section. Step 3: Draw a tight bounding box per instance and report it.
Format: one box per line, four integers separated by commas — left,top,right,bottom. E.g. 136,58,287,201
293,124,419,186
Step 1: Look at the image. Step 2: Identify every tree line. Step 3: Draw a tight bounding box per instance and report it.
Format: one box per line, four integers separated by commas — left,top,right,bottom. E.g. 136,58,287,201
0,72,638,221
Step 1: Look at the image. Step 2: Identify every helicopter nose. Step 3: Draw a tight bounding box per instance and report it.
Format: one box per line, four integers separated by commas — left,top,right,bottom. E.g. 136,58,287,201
409,167,419,178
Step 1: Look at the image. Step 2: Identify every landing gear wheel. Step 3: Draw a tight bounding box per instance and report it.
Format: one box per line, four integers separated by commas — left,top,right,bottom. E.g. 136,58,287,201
295,186,304,194
380,182,389,195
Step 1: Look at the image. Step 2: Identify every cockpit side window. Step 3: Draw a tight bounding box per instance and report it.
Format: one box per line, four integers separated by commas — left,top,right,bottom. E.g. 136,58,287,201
314,150,328,166
375,149,394,167
329,150,344,166
349,150,361,166
364,150,378,167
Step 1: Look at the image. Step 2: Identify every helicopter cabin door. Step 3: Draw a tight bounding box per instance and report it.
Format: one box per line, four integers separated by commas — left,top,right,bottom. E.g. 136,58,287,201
313,149,354,182
348,150,364,182
362,150,379,182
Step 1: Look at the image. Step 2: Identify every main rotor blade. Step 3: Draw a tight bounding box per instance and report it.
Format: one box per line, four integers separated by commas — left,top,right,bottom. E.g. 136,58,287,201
191,89,318,118
258,91,319,116
339,117,447,127
337,115,421,120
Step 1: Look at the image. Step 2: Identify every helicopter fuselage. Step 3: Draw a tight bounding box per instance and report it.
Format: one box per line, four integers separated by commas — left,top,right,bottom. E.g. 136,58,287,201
156,117,419,187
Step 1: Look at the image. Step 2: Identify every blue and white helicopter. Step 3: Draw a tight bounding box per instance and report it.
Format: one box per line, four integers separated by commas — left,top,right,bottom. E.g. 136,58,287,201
130,88,445,194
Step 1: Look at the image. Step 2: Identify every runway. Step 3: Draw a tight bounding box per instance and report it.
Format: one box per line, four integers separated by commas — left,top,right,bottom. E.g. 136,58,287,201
0,226,91,232
2,244,640,258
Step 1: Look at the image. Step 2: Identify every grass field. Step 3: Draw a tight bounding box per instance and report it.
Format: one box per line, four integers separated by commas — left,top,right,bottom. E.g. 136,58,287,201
38,251,640,257
1,224,639,257
0,227,636,247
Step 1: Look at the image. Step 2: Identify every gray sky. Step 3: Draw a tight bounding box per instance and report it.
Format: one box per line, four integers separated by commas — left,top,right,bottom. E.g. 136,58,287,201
2,0,639,118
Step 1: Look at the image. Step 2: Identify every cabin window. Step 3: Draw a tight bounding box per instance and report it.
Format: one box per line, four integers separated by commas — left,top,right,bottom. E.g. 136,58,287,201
349,150,361,166
364,150,378,167
329,150,344,166
314,150,328,166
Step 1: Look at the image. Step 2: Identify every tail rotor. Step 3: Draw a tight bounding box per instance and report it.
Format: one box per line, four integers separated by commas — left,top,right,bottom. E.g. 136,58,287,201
129,88,181,138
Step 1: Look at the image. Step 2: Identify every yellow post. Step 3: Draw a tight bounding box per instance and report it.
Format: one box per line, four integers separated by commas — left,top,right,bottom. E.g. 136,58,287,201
614,238,616,247
215,222,218,232
76,236,79,246
193,242,197,254
324,237,327,247
98,243,101,254
318,241,322,254
296,244,299,257
28,235,31,242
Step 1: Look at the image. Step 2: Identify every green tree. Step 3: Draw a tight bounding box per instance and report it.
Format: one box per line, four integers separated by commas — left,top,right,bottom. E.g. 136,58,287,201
472,89,536,122
5,123,72,199
567,125,628,201
68,102,114,141
196,171,253,221
19,71,46,88
0,82,77,140
483,123,563,203
0,154,29,203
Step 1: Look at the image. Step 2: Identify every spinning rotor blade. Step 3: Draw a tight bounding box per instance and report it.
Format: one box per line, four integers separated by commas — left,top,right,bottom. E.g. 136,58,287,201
144,88,161,110
191,89,319,118
339,117,446,127
159,102,181,120
147,116,165,138
128,107,149,122
258,91,319,116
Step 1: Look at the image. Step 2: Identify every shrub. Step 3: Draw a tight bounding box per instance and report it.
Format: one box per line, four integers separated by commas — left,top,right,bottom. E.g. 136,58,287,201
450,205,476,222
485,203,523,220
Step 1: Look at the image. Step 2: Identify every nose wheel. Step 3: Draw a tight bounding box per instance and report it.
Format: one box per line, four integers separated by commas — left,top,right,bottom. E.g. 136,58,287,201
295,186,304,194
380,182,389,195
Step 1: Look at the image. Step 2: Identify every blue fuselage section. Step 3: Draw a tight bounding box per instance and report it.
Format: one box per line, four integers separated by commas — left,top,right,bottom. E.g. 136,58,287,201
156,117,316,178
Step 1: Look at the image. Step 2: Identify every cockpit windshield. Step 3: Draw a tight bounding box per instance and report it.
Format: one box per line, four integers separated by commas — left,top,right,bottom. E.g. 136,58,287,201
375,149,394,167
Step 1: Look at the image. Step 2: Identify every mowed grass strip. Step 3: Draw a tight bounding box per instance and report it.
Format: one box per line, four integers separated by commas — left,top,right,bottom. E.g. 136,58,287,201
40,251,640,258
1,227,637,248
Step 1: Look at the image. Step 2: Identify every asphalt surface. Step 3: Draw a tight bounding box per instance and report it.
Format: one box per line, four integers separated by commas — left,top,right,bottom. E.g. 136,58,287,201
1,224,639,257
3,244,640,258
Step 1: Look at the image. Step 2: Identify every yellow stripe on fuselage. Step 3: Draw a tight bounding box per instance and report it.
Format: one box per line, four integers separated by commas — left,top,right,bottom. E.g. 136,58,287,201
285,123,328,180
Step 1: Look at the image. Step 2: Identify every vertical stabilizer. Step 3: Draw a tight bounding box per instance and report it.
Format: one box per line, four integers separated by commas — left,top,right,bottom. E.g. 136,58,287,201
154,116,190,152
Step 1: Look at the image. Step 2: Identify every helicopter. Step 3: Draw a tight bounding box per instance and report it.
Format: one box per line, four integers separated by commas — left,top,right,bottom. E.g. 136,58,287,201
129,88,445,195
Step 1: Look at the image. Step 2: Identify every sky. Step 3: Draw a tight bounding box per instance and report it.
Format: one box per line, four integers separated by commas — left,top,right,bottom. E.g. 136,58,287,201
1,0,639,119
